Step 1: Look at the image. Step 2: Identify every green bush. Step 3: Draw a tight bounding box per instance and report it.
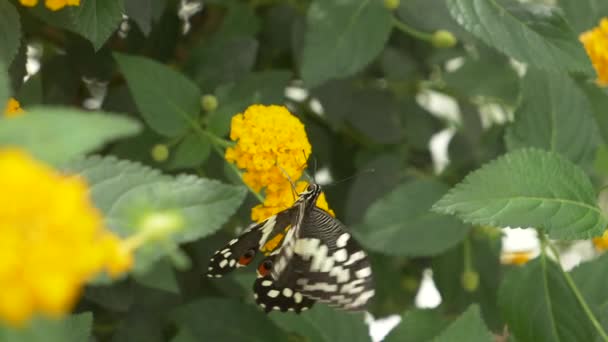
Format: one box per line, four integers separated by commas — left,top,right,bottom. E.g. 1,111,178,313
2,0,608,341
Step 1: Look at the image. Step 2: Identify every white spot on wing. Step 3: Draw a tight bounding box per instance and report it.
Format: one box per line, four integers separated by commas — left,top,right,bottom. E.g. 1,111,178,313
294,292,303,304
356,267,372,279
336,233,350,248
333,249,348,262
283,288,293,297
261,280,273,287
267,289,280,298
219,259,228,268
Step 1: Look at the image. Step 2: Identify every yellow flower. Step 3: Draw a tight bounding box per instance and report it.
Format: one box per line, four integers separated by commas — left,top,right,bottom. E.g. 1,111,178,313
0,148,132,325
593,230,608,251
580,18,608,86
4,98,24,118
225,104,334,222
18,0,79,11
500,251,534,265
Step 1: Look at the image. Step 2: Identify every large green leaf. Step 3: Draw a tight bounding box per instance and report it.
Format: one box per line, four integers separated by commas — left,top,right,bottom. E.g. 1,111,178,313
384,309,449,342
447,0,591,74
71,0,124,50
578,81,608,145
505,68,598,165
300,0,392,87
114,53,201,137
499,256,596,341
171,298,286,341
433,149,607,240
0,312,92,342
558,0,608,33
65,156,247,273
271,305,370,342
0,107,141,165
354,180,471,256
434,305,493,342
571,253,608,307
0,1,20,65
166,132,211,170
188,35,258,92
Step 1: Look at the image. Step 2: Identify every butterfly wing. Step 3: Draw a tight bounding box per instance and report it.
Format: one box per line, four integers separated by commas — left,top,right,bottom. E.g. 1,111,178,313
253,253,315,313
206,209,294,278
273,207,374,311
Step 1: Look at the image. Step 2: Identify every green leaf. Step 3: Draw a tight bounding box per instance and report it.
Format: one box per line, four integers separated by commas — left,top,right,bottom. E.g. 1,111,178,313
434,305,493,342
134,258,179,293
114,53,201,137
0,60,8,106
447,0,592,74
571,253,608,307
443,48,519,105
0,107,141,165
558,0,608,33
300,0,392,87
578,81,608,145
505,68,598,165
354,180,471,256
396,0,472,42
433,149,607,240
166,133,211,170
0,1,21,65
0,312,92,342
271,305,370,342
65,156,247,273
71,0,124,50
499,256,595,341
188,35,258,92
125,0,153,35
312,83,403,144
171,298,286,341
384,309,449,342
208,70,291,136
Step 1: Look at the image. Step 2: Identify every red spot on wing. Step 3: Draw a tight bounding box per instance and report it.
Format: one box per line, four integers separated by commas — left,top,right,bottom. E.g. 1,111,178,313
257,262,270,277
239,254,253,266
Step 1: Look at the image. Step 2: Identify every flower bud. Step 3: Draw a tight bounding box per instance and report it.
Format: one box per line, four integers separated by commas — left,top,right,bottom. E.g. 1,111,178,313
384,0,400,10
201,94,218,112
461,270,479,292
431,30,457,48
151,144,169,162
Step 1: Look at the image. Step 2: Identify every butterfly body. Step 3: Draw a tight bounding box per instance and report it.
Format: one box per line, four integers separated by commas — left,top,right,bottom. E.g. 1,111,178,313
206,183,374,313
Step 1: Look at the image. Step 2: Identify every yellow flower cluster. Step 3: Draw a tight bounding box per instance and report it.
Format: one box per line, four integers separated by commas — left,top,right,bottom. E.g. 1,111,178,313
580,18,608,86
0,149,132,325
19,0,79,11
225,104,333,222
4,98,23,118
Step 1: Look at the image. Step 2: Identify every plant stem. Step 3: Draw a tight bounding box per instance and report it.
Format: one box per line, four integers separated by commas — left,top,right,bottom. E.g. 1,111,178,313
392,17,434,42
541,234,608,341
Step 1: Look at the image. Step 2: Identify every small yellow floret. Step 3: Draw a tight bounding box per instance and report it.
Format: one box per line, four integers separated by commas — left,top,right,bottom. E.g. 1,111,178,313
3,98,24,118
580,18,608,86
19,0,80,10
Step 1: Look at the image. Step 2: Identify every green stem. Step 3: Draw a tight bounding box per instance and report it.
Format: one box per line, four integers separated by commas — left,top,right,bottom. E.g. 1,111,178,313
463,237,473,272
392,17,434,41
541,234,608,341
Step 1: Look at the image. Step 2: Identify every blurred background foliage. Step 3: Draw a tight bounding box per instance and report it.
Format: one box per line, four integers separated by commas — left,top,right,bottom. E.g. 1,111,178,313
3,0,608,341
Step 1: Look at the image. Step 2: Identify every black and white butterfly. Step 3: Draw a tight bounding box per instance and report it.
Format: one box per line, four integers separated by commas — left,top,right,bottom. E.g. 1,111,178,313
206,183,374,312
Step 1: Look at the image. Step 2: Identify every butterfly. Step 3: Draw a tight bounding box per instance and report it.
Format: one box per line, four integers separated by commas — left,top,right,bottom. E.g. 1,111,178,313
206,183,374,312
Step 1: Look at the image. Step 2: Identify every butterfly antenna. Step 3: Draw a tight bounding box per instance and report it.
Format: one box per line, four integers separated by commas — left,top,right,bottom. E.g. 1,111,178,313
324,168,376,188
276,162,298,201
